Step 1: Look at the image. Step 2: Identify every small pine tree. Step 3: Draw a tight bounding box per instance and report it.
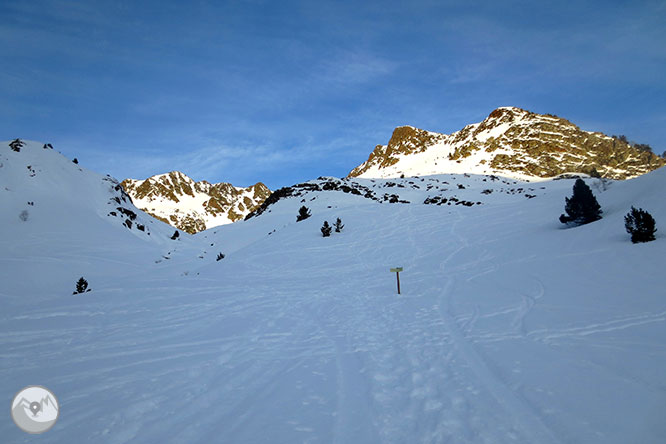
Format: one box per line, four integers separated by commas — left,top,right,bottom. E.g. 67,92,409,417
559,179,602,226
171,230,180,240
321,221,332,237
624,207,657,243
216,252,225,261
334,217,344,232
296,205,311,222
73,277,90,294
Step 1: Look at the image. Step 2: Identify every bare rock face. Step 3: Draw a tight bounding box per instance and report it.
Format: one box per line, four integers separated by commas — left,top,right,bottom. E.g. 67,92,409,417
349,107,664,180
121,172,270,233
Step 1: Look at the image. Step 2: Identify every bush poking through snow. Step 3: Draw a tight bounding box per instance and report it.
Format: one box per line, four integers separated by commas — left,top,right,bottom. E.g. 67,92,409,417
73,277,90,294
171,230,180,240
19,210,29,222
216,252,225,261
321,221,332,237
296,205,311,222
334,217,344,233
624,207,657,243
559,179,602,226
9,139,24,152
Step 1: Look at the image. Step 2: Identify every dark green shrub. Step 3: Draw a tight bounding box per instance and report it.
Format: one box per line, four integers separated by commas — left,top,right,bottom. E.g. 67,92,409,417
321,221,331,237
296,206,311,222
73,277,90,294
9,139,24,152
559,179,602,226
624,207,657,243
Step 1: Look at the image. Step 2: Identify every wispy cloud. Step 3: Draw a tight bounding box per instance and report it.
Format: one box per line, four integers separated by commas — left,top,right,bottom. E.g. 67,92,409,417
316,51,397,86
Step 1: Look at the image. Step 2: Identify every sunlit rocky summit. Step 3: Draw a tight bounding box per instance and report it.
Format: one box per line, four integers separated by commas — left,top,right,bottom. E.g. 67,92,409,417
121,172,270,234
350,107,664,180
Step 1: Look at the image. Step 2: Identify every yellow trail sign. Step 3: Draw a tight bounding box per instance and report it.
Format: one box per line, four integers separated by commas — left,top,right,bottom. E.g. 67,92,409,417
390,267,403,294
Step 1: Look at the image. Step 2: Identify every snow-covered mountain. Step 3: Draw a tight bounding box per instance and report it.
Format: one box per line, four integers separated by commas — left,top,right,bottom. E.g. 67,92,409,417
350,107,665,180
121,172,270,233
2,137,665,443
0,139,197,296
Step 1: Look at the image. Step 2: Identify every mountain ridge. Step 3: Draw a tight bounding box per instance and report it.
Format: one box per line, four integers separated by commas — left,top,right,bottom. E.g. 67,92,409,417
349,107,664,180
121,172,271,234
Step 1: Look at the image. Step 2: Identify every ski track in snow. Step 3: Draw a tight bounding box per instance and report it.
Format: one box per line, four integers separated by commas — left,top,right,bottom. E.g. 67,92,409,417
432,212,560,443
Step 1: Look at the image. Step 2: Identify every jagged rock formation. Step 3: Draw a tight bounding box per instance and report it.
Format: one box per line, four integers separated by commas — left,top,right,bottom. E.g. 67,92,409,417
121,172,270,233
349,107,664,180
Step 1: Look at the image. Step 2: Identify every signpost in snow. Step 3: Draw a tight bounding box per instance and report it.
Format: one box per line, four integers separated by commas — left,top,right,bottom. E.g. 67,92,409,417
390,267,403,294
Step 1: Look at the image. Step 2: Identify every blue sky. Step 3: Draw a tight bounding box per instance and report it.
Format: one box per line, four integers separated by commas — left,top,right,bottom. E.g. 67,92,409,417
2,0,665,189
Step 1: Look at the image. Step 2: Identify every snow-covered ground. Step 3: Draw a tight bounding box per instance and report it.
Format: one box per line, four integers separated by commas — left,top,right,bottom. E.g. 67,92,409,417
1,140,665,443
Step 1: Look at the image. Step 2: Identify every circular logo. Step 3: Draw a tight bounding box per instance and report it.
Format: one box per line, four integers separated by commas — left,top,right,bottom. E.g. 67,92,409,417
11,386,59,434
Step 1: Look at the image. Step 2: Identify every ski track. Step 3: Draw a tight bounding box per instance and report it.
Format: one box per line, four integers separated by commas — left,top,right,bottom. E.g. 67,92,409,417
467,311,666,345
431,210,561,444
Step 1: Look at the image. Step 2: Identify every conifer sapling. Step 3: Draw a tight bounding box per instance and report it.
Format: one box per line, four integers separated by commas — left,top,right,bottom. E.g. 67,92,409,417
73,277,90,294
624,206,657,243
559,178,602,226
321,221,332,237
296,205,311,222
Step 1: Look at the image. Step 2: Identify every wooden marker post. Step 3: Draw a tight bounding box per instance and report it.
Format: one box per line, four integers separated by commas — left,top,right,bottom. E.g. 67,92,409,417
390,267,403,294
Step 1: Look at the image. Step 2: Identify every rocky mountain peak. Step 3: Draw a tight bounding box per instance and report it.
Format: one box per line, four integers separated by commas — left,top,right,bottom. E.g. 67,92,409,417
349,107,664,180
486,106,528,121
385,126,446,157
121,173,271,234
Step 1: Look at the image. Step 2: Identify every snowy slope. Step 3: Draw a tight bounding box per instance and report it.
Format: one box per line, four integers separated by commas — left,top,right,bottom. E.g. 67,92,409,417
121,172,270,234
349,107,665,180
0,139,196,297
1,140,665,443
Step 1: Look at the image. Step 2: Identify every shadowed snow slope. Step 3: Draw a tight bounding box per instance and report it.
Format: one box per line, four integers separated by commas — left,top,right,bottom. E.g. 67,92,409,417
1,139,665,443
